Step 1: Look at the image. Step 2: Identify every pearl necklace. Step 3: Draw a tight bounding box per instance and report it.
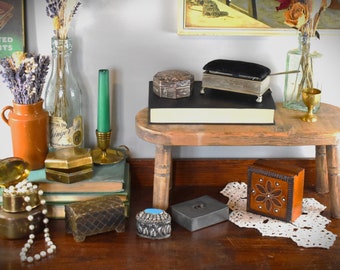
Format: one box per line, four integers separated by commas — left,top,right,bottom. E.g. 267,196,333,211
4,180,57,263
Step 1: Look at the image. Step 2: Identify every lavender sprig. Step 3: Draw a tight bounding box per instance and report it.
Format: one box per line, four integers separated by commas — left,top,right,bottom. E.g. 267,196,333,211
46,0,62,18
0,52,50,104
45,0,81,39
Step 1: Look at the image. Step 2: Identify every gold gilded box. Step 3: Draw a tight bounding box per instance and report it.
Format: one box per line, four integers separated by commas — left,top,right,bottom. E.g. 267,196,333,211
0,157,45,239
44,147,93,184
65,195,126,242
153,70,194,99
247,159,305,222
0,204,44,239
1,189,43,239
2,188,41,213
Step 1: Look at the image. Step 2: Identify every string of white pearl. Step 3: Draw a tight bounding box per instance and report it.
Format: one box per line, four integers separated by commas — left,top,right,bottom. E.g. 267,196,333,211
4,180,57,263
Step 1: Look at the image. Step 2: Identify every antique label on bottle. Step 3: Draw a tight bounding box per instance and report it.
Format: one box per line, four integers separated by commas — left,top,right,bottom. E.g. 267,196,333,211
49,115,83,148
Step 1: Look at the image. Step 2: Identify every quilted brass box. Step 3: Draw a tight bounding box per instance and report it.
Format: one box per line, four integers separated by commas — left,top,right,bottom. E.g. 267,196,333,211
247,159,305,222
65,195,126,242
44,147,93,184
153,70,194,99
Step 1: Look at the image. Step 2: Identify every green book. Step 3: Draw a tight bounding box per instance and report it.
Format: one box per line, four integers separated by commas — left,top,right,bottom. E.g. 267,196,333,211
0,163,131,218
46,163,131,218
43,163,131,202
26,159,126,193
0,159,128,199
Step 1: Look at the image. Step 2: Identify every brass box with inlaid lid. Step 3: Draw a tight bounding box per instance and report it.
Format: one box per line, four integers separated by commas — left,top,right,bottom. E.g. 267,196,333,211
44,147,93,184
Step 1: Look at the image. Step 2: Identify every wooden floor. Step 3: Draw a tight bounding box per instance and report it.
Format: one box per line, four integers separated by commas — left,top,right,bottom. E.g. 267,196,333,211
0,159,339,270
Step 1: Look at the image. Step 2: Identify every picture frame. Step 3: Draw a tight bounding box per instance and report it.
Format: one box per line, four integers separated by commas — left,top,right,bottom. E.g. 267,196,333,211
0,0,25,58
178,0,340,36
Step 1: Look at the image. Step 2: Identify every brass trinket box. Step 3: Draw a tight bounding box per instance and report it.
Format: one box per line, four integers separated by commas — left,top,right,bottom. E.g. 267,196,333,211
1,185,44,239
0,157,44,239
44,147,93,184
0,205,44,239
2,188,41,213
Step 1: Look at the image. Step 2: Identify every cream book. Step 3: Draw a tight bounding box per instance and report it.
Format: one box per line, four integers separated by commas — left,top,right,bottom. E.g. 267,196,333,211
149,81,276,124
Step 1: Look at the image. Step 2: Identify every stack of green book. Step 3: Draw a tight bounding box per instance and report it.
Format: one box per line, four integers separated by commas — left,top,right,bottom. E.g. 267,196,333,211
0,159,130,219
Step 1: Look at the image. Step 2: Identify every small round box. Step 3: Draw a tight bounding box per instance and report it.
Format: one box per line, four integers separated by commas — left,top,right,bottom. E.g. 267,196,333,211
153,70,194,99
2,189,41,213
136,208,171,239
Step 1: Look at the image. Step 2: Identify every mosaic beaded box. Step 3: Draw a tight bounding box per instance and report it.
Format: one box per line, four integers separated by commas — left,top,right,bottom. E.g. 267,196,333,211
65,195,126,242
247,159,305,222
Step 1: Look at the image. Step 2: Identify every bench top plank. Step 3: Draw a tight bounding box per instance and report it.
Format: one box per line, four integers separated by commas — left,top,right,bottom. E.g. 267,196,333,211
135,103,340,147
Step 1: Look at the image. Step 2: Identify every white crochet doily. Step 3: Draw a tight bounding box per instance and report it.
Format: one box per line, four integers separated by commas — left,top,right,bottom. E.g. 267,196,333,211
220,182,337,249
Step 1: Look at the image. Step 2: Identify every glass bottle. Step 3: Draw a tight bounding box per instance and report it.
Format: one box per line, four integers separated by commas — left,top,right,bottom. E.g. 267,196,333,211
44,37,83,149
283,33,322,112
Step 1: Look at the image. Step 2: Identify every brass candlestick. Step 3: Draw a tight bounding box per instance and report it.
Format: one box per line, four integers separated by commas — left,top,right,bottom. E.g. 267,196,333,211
91,130,125,165
301,88,321,123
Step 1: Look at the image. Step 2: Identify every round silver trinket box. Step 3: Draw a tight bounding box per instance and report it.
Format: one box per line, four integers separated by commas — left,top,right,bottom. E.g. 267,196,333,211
136,208,171,239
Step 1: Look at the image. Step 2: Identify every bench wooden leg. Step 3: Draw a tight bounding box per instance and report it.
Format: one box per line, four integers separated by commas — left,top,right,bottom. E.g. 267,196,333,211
326,145,340,218
153,144,172,210
316,145,329,193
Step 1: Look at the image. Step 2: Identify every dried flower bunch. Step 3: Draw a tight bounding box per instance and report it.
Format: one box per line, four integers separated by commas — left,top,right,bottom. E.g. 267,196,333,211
0,52,50,104
276,0,330,37
276,1,331,109
46,0,81,39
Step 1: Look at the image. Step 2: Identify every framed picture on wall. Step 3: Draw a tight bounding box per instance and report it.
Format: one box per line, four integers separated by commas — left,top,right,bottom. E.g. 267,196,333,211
0,0,25,58
178,0,340,36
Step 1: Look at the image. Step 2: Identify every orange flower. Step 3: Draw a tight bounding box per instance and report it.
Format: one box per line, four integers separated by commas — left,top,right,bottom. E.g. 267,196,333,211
284,2,309,30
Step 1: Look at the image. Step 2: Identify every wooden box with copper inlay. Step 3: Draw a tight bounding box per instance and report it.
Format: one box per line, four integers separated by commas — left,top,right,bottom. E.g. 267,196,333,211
247,159,305,222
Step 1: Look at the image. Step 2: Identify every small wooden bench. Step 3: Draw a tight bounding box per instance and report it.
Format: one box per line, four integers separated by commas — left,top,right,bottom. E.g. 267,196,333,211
135,103,340,218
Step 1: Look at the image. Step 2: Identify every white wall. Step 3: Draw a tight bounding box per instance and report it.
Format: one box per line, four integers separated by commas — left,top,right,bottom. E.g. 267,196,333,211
1,0,339,160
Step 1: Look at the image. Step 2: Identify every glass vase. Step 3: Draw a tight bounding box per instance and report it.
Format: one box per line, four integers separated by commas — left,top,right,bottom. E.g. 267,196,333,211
44,37,83,150
283,33,322,112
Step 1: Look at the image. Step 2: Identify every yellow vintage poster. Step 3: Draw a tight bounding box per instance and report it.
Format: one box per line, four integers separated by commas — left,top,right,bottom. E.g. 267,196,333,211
0,0,25,58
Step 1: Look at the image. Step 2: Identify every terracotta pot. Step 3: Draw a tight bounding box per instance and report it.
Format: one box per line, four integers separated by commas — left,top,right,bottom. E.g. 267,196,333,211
1,100,49,170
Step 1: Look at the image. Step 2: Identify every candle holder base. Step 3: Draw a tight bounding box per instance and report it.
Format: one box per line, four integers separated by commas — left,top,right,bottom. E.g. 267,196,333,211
91,148,125,165
91,130,126,165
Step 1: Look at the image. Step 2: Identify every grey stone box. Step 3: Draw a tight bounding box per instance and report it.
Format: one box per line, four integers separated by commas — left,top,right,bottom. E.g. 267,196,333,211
170,195,229,232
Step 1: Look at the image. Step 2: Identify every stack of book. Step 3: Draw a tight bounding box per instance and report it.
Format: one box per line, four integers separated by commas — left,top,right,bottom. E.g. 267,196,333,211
0,159,130,219
148,81,276,124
